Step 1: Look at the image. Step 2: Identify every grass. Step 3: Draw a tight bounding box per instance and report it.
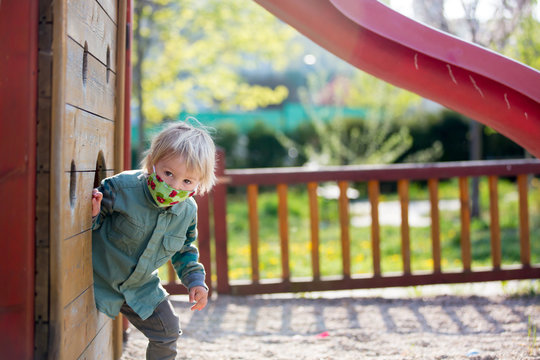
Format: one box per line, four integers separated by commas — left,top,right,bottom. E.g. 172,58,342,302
223,176,540,281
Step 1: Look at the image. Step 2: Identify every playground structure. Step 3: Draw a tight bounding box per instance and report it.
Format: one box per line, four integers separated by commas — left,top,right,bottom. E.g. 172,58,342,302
1,0,539,359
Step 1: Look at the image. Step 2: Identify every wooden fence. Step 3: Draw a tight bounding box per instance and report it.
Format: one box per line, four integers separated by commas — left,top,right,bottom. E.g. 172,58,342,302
164,156,540,296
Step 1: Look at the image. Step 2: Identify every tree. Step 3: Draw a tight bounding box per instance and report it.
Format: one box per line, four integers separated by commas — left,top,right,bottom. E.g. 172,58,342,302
132,0,297,161
280,70,442,167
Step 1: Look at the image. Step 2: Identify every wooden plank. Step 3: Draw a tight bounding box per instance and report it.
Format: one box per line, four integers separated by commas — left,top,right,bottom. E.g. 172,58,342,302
76,318,114,360
224,159,540,185
227,266,540,295
60,169,115,239
398,179,411,274
63,105,115,172
338,181,351,278
61,231,93,307
49,0,69,356
35,172,51,247
517,174,530,267
368,180,381,276
277,184,290,281
62,286,110,360
307,182,320,280
247,184,260,283
428,178,441,273
96,0,118,24
113,315,123,360
36,5,52,358
459,177,471,271
67,0,117,72
66,37,116,120
213,151,230,294
488,176,501,269
195,194,212,295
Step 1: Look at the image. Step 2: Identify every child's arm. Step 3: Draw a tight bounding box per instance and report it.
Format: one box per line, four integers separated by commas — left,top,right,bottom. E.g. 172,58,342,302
171,216,208,310
91,179,115,230
92,188,103,217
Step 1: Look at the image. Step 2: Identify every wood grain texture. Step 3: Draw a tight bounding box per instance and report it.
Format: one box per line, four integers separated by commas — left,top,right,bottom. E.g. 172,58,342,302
61,231,93,307
62,286,111,360
67,0,117,71
65,37,116,120
96,0,118,24
60,169,115,239
63,104,115,171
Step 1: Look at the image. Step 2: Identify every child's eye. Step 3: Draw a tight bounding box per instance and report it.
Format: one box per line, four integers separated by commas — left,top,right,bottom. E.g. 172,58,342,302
165,171,173,177
183,179,192,185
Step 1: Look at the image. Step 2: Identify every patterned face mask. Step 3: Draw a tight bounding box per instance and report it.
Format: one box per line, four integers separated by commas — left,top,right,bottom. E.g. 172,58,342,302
147,166,195,207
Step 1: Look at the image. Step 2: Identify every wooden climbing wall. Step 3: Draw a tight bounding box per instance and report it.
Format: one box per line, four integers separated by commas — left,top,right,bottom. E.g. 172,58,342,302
36,0,127,359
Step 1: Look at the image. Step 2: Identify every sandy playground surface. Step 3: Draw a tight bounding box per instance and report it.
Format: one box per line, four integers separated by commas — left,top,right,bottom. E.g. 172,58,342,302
120,282,540,360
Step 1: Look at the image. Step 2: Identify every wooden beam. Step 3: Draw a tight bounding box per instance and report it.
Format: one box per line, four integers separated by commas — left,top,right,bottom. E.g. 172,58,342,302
247,184,260,283
459,177,471,272
307,182,320,280
398,179,411,275
488,176,501,270
338,181,351,278
517,174,530,267
227,266,540,295
368,180,381,276
277,184,290,281
428,178,441,273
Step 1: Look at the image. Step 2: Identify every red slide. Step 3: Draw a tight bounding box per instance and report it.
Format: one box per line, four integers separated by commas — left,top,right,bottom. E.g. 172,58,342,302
255,0,540,158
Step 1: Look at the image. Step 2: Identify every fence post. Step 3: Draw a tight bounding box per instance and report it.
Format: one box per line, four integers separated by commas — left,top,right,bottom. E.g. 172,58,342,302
196,193,212,296
214,149,231,294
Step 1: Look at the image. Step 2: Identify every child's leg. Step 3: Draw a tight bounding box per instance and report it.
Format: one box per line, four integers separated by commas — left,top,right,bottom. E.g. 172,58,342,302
121,300,181,360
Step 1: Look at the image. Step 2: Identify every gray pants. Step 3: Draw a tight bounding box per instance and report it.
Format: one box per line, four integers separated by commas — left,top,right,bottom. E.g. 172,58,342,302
121,300,181,360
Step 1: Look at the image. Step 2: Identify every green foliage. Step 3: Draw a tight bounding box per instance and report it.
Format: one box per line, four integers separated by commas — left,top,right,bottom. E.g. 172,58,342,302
133,0,297,125
504,10,540,70
278,71,444,166
246,121,288,168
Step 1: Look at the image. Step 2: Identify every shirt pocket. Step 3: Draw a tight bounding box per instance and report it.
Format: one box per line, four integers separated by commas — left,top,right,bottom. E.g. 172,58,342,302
155,234,185,269
108,213,145,256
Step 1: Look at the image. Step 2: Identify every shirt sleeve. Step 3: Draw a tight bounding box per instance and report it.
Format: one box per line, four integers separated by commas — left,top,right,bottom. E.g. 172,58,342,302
92,178,116,230
171,215,207,290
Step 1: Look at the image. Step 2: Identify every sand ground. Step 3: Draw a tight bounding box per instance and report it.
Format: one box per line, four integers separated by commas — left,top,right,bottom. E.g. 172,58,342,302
120,282,540,360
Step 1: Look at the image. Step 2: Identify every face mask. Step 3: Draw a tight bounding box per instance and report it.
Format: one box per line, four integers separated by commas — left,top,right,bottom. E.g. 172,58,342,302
147,166,195,207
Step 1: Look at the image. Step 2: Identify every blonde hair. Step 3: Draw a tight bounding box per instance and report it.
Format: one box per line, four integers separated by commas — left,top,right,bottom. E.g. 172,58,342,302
141,120,217,195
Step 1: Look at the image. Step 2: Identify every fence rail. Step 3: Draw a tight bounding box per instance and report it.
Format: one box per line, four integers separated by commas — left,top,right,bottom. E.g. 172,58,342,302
164,156,540,296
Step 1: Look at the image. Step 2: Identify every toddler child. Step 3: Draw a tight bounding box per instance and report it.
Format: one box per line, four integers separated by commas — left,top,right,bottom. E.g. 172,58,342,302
91,120,216,360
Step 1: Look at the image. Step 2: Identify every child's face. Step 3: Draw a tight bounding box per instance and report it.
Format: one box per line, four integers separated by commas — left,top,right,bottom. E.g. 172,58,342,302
153,155,200,192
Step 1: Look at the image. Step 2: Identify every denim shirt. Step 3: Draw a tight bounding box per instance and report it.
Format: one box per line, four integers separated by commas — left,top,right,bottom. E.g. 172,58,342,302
92,170,206,320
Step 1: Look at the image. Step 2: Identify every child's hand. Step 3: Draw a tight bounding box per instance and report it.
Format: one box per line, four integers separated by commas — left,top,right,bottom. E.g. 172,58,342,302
189,286,208,311
92,188,103,217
